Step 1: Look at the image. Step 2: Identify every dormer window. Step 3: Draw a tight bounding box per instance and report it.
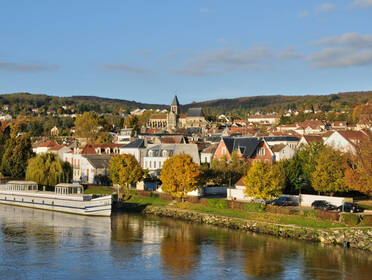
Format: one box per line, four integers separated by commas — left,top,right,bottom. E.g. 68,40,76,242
95,148,101,154
162,150,168,157
149,150,154,157
105,148,111,154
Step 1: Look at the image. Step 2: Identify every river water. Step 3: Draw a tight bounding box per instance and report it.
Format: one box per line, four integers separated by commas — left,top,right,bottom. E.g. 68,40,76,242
0,204,371,280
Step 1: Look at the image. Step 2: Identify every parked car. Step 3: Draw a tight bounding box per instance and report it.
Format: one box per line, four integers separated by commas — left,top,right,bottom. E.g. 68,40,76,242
269,197,297,206
337,203,363,213
311,200,337,211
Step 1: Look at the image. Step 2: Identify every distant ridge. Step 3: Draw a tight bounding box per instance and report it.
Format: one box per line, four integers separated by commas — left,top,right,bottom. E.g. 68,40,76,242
0,91,371,113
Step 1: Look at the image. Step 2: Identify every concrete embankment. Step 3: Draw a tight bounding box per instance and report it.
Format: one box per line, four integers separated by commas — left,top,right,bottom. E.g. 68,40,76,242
142,206,372,252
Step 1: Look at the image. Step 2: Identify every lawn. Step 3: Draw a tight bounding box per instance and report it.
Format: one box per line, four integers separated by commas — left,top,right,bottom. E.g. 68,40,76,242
84,187,114,195
174,203,344,229
126,194,170,206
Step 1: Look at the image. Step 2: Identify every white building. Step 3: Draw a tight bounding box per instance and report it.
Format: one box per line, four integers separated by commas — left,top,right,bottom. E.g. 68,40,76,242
324,130,368,154
119,139,146,164
247,114,280,125
143,144,200,176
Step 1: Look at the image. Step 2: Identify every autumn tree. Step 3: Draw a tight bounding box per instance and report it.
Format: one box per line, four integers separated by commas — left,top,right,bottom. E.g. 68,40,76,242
296,143,324,188
243,161,285,200
345,135,372,196
160,154,200,201
0,133,34,178
74,112,99,142
26,153,72,187
109,154,144,197
203,152,249,186
311,146,348,195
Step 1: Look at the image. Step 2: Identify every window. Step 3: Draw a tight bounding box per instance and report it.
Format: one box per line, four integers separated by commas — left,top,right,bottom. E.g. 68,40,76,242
222,147,226,155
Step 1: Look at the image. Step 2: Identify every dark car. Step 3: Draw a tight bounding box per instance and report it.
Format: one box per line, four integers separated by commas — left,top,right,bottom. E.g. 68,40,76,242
270,197,296,206
311,200,337,211
337,203,363,213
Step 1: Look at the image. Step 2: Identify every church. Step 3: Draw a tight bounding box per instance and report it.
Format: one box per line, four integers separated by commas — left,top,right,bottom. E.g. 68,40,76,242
147,96,207,132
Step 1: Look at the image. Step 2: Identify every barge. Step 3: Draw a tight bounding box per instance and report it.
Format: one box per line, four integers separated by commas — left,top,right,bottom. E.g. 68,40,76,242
0,181,112,216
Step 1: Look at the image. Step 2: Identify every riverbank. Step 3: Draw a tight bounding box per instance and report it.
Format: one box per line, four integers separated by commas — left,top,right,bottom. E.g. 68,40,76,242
142,205,372,251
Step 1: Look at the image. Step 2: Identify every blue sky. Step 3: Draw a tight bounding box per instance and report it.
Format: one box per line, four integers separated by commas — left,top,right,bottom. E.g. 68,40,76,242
1,0,372,104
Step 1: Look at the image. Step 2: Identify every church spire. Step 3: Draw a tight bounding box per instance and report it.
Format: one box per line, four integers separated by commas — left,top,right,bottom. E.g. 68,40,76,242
170,95,180,115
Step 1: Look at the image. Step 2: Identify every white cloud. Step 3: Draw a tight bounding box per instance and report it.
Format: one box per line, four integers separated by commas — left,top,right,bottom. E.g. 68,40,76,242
173,47,273,76
103,63,152,74
352,0,372,8
314,32,372,48
307,47,372,68
316,3,335,12
200,8,215,14
278,47,304,60
0,62,59,72
298,10,309,18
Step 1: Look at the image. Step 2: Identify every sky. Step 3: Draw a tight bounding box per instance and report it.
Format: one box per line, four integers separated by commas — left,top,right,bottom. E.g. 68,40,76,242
1,0,372,104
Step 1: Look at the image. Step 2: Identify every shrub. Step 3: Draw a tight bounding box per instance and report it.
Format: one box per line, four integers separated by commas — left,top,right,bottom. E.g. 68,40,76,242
359,215,372,226
207,199,229,209
150,192,160,198
243,203,266,213
316,210,340,221
339,213,360,226
266,205,292,215
300,209,318,218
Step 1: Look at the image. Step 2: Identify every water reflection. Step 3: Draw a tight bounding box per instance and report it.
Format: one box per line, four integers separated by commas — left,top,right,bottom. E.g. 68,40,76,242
0,204,371,280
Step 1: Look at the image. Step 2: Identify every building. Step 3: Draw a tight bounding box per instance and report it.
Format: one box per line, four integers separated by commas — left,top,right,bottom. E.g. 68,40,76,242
143,144,200,176
297,135,323,148
148,96,207,132
247,114,280,125
119,139,146,164
324,130,368,154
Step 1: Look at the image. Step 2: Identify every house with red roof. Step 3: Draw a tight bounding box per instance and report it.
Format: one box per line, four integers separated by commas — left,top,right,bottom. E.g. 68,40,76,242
324,130,369,154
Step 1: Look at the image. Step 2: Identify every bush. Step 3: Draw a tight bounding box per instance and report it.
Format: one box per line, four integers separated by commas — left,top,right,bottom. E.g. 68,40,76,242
300,209,318,218
339,213,360,226
207,199,229,209
243,203,266,213
359,215,372,226
150,192,160,198
316,210,340,221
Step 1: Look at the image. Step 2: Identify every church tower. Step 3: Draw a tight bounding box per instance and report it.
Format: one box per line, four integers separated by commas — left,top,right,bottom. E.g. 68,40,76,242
168,95,180,130
170,95,180,115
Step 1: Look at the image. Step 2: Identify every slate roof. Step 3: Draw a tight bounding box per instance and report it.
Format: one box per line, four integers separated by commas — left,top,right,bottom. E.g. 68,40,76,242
187,107,204,117
222,137,260,158
82,155,113,169
145,144,200,164
121,139,145,149
171,95,180,106
263,136,299,142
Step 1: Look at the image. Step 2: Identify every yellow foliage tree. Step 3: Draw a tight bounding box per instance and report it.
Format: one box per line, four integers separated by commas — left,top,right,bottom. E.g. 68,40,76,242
74,112,99,142
311,146,348,195
345,135,372,196
160,154,200,201
243,161,285,200
109,154,144,197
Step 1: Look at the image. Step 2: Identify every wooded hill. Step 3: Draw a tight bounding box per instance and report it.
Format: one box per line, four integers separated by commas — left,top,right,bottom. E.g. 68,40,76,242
0,91,371,116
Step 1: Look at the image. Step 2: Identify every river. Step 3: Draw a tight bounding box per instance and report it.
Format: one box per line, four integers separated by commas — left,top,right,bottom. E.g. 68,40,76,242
0,204,371,280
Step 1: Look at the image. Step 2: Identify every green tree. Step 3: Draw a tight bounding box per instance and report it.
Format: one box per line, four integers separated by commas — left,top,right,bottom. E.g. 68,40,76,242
74,112,99,142
25,153,72,187
109,154,144,197
160,154,200,201
243,161,285,200
0,134,34,178
297,143,324,189
311,146,348,195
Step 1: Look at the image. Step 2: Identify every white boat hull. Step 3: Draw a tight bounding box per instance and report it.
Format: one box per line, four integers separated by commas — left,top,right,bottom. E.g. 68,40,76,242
0,191,112,216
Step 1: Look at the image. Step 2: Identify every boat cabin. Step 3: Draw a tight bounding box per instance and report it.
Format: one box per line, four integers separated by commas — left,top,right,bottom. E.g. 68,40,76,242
6,181,38,191
55,183,84,195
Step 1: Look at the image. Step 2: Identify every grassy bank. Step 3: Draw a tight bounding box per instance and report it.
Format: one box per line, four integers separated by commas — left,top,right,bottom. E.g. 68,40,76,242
84,187,114,195
123,193,349,229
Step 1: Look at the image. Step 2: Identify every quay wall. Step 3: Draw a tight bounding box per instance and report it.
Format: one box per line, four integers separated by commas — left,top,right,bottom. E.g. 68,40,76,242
143,206,372,252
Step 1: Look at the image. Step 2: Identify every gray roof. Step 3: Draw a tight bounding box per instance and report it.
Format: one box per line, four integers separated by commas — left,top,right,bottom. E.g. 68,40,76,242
82,155,113,169
171,95,180,106
121,139,145,149
145,144,200,164
222,137,260,158
187,107,204,117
